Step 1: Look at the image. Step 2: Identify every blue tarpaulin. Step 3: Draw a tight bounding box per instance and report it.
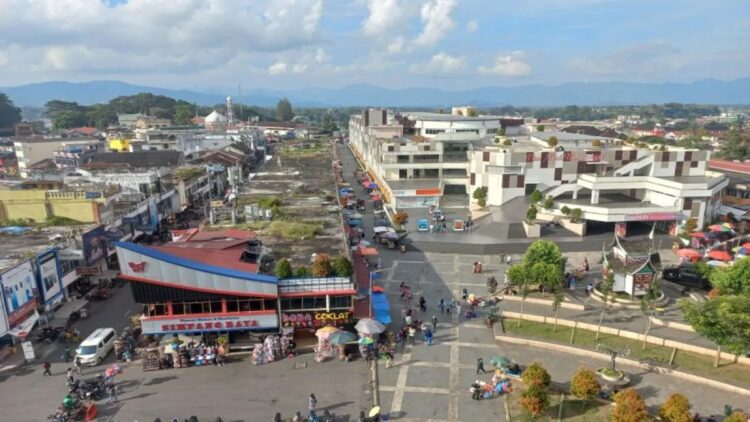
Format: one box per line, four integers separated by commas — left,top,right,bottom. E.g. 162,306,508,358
372,292,391,324
0,226,32,235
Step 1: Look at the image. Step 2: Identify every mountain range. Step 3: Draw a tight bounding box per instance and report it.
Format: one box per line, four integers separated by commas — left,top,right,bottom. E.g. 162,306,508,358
3,79,750,108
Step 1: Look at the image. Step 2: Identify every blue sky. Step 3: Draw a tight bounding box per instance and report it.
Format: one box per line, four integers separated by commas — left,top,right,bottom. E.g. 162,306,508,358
0,0,748,90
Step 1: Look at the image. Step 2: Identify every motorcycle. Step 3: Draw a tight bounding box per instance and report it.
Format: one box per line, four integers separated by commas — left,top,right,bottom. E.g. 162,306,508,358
36,326,65,344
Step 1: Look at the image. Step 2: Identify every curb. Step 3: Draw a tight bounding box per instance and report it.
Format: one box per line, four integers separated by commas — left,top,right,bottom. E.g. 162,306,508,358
496,334,750,398
501,294,586,311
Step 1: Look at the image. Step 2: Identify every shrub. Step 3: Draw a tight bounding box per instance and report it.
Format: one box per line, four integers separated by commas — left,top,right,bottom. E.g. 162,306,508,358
393,211,409,225
519,386,549,417
611,389,649,422
503,139,512,146
570,367,600,402
269,221,321,240
561,206,571,216
724,411,750,422
547,136,558,147
684,217,697,233
332,255,353,277
530,189,543,204
311,253,333,277
258,197,281,209
521,362,551,389
275,259,292,279
569,208,583,223
536,125,545,132
659,393,692,422
543,196,554,210
494,138,500,144
592,139,602,147
295,266,309,278
526,206,538,223
473,187,487,208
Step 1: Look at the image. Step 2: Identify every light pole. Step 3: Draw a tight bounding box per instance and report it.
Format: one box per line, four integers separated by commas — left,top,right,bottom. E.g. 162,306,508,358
366,265,391,409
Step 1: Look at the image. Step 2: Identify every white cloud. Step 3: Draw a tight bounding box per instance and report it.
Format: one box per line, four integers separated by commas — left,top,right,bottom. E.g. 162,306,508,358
362,0,407,36
565,41,678,77
414,0,456,46
409,52,466,75
386,37,406,55
478,53,532,76
466,20,479,33
314,48,329,64
268,62,289,75
292,63,309,74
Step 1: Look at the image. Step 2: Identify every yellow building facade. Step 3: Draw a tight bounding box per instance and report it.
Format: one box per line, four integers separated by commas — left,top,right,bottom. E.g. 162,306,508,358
0,186,119,224
107,138,131,152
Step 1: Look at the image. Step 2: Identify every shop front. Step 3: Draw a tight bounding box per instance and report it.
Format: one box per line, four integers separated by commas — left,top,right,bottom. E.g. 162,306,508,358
1,261,40,343
392,188,442,209
278,276,356,339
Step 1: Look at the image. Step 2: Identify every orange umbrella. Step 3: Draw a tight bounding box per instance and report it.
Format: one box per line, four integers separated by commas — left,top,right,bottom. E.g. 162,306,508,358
359,247,379,256
707,250,732,261
676,249,701,259
372,285,385,293
742,243,750,249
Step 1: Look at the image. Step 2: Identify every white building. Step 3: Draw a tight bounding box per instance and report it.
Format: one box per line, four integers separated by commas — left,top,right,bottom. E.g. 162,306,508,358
13,138,101,178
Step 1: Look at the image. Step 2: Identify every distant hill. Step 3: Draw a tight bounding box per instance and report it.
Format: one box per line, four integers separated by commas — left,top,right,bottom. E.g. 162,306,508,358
3,78,750,108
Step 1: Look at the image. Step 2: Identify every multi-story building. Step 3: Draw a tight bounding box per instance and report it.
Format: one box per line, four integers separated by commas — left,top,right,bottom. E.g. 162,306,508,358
13,138,101,178
351,108,727,231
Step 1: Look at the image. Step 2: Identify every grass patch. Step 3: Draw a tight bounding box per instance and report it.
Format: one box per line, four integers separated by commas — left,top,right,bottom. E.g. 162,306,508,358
268,220,321,240
204,221,272,231
503,319,750,389
507,387,611,422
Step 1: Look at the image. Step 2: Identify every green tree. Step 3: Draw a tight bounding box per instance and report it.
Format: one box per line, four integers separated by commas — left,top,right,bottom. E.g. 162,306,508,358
561,206,571,216
709,257,750,296
640,278,662,350
320,111,337,133
659,393,692,422
332,255,353,277
570,367,601,404
53,110,88,130
519,386,549,418
680,295,750,367
0,93,22,128
724,411,750,422
569,208,583,223
536,125,545,132
522,362,551,389
295,266,309,278
530,189,543,204
503,138,512,146
472,187,487,207
86,104,118,129
596,270,615,340
717,129,750,161
276,97,294,121
543,196,554,210
611,389,650,422
523,240,564,269
547,136,558,147
526,205,538,222
174,104,194,126
275,259,292,279
311,253,334,277
684,217,698,233
467,108,478,117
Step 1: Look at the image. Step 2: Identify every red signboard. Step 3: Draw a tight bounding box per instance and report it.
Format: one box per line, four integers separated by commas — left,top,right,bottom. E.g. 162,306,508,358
625,212,680,222
281,311,352,328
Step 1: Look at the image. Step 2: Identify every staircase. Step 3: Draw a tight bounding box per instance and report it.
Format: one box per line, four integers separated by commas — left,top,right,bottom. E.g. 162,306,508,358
613,155,653,176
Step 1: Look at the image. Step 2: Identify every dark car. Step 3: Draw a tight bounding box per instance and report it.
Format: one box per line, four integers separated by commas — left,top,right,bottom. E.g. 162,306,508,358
662,264,710,291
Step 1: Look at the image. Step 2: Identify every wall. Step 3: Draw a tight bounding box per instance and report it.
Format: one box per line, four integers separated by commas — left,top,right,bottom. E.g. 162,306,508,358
49,200,98,223
0,189,49,221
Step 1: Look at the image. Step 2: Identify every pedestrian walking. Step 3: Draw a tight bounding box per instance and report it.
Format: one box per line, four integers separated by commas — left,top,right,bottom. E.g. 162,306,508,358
62,345,71,363
438,298,445,313
455,303,461,320
74,356,82,375
308,393,318,412
66,367,73,380
42,361,52,376
506,255,512,265
385,351,394,368
408,326,416,345
461,288,468,301
476,357,487,374
586,283,593,295
106,383,117,403
424,328,433,346
419,296,426,312
471,381,482,400
431,315,438,331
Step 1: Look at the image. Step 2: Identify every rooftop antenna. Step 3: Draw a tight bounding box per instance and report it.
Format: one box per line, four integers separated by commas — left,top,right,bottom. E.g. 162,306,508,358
226,96,235,126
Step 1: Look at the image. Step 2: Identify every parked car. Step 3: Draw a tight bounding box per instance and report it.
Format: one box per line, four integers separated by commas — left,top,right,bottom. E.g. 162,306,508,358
662,264,711,291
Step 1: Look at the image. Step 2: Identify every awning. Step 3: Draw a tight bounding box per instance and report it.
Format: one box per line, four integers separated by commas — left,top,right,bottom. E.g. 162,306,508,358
8,310,40,340
372,293,392,325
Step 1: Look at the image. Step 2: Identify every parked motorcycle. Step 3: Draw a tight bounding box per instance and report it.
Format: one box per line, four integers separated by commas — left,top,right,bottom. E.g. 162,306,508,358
35,326,65,344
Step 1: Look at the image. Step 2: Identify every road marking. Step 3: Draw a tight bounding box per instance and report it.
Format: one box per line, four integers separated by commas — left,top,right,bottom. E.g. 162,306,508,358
123,310,131,317
389,357,410,416
380,385,451,394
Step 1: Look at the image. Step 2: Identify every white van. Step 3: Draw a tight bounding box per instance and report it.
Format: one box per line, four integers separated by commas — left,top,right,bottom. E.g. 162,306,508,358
76,328,116,365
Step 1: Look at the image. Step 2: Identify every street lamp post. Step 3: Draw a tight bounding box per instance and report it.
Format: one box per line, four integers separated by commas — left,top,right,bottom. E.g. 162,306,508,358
366,266,391,409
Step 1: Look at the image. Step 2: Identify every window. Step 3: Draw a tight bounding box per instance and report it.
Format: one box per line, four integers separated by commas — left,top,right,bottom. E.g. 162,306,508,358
554,168,562,181
147,303,168,316
690,161,698,168
330,296,352,309
387,145,395,152
103,331,115,343
483,151,490,162
683,198,693,211
423,146,431,151
684,151,693,161
470,173,476,185
425,129,445,135
487,128,498,134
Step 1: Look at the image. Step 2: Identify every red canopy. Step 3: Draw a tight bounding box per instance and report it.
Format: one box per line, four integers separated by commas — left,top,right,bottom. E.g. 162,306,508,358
742,243,750,249
707,250,732,261
359,247,379,256
676,249,701,258
372,285,385,293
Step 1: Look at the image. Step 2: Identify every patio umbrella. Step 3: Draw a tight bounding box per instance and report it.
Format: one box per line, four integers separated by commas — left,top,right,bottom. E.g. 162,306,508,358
371,195,382,201
707,260,728,267
357,240,371,247
348,213,364,220
370,190,381,197
708,224,731,232
358,336,375,345
367,182,378,189
328,331,357,345
707,250,732,261
348,219,363,227
490,356,512,368
355,318,386,335
372,285,385,293
742,243,750,249
688,232,706,238
722,222,735,229
676,249,701,259
737,247,749,255
315,326,340,339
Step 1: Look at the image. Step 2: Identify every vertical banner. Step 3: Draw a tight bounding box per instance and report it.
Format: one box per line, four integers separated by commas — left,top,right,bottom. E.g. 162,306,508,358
36,250,64,305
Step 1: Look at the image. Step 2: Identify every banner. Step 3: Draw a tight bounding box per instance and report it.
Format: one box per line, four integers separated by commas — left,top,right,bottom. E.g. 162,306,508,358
1,261,39,327
36,250,63,304
82,225,106,266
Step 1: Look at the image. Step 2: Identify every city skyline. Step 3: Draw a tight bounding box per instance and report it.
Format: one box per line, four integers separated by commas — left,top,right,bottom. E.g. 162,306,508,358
0,0,748,91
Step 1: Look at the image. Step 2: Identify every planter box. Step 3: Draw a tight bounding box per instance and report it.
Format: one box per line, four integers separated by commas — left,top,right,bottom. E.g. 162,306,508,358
522,221,541,238
536,211,556,222
561,219,587,236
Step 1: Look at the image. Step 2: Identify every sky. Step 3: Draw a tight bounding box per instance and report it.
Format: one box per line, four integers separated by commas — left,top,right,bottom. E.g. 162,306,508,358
0,0,748,91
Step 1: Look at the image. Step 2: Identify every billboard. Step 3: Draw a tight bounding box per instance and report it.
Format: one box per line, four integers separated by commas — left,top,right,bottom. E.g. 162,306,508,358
1,261,39,327
36,250,63,304
82,225,107,267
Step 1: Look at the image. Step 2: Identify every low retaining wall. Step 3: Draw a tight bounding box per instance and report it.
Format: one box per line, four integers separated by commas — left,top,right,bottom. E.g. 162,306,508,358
523,221,540,238
501,311,750,366
502,294,586,311
651,317,695,333
496,334,750,397
561,219,586,236
589,286,669,310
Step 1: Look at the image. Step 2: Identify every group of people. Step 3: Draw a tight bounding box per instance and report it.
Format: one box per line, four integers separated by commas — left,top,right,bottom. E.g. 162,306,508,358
470,358,515,400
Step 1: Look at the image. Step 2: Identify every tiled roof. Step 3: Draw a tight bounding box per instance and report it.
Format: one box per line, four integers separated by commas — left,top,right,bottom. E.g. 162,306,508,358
83,150,184,168
151,244,258,273
709,159,750,176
